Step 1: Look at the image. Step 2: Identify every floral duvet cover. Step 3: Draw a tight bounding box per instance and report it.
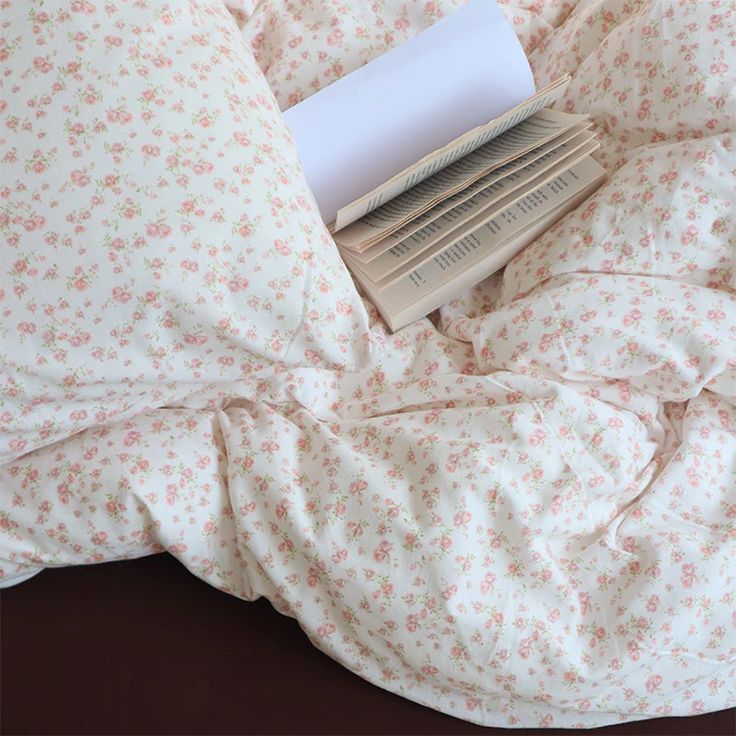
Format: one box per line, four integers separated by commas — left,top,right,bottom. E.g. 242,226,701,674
1,0,735,728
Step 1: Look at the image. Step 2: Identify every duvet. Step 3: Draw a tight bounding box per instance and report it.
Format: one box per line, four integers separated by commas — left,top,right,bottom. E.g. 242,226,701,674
1,0,735,729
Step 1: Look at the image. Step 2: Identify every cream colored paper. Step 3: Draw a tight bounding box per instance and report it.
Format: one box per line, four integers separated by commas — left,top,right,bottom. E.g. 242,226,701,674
346,142,599,285
353,157,606,331
334,110,586,252
346,126,596,266
332,77,569,231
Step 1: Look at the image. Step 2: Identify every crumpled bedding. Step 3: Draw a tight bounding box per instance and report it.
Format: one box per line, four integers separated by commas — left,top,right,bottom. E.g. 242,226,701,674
2,0,735,728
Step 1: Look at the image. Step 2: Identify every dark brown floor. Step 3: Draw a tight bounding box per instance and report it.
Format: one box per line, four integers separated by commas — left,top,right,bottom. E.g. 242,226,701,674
1,553,734,735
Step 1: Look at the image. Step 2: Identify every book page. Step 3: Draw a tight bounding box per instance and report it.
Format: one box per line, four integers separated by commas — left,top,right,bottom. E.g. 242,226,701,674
334,110,587,251
332,76,570,231
284,0,536,226
347,139,599,284
360,128,596,258
353,157,606,330
379,177,605,332
345,125,595,261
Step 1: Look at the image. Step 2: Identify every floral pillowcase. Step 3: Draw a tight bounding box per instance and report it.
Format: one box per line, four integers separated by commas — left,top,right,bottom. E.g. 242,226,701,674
0,0,371,465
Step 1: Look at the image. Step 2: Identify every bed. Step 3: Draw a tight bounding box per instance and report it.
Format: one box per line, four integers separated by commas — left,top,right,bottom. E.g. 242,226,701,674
1,0,735,731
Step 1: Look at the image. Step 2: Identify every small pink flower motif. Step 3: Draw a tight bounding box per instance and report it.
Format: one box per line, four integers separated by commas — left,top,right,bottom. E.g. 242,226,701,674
82,447,97,461
260,439,280,454
227,277,249,293
304,349,321,366
239,501,256,516
329,297,353,316
563,670,578,685
91,532,108,546
112,287,131,304
70,169,90,186
453,510,471,527
57,482,71,504
686,465,700,487
203,521,216,535
33,56,53,73
316,623,335,638
518,638,532,659
373,539,392,562
330,548,347,564
507,561,523,577
528,428,546,446
450,645,467,661
307,567,320,587
680,224,699,246
681,562,696,588
8,439,27,453
165,484,178,506
326,29,344,46
71,0,95,13
122,431,141,448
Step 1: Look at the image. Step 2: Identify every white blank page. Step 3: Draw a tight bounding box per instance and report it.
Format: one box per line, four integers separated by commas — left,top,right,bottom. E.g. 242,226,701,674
283,0,535,225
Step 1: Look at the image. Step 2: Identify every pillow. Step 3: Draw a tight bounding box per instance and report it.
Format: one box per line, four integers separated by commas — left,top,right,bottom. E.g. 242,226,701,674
0,0,370,465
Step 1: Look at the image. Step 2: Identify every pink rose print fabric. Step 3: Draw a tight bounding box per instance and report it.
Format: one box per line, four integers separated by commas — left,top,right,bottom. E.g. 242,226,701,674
0,0,372,466
2,0,735,729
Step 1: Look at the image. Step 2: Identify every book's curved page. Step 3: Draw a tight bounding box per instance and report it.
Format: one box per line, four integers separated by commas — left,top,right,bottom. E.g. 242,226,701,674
283,0,535,225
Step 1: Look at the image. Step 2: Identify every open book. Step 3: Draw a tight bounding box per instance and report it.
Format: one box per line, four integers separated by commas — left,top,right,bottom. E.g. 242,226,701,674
285,0,605,332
